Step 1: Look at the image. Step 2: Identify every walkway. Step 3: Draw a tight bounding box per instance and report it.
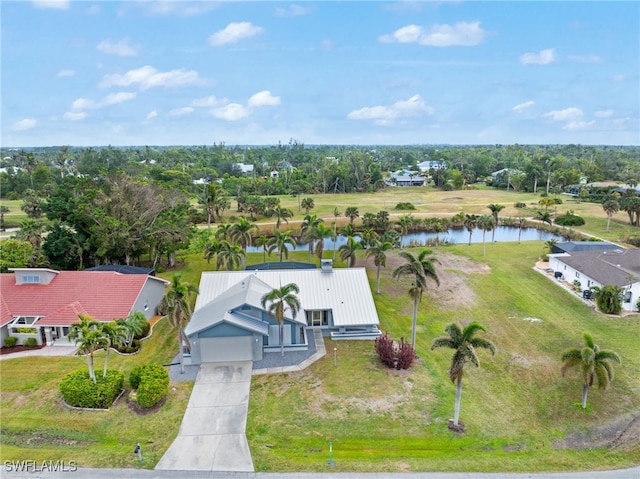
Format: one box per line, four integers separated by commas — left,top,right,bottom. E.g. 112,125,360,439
155,361,254,472
0,344,77,361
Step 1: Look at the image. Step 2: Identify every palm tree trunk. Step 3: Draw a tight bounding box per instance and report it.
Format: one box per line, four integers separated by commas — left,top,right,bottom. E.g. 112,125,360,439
87,353,96,384
454,376,463,425
581,383,589,409
103,347,110,378
279,322,284,357
606,215,611,232
376,265,381,294
468,231,472,246
411,295,418,349
482,231,487,256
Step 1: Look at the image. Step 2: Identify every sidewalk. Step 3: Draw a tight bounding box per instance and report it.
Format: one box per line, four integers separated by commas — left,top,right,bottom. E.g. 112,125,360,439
0,345,77,361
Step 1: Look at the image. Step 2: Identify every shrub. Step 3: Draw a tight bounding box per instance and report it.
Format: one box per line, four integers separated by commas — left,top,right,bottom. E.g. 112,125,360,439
395,202,416,210
554,211,585,226
4,336,17,348
375,333,416,370
375,333,395,368
136,364,170,409
60,369,124,409
129,365,143,389
395,338,416,370
514,202,527,209
23,337,38,348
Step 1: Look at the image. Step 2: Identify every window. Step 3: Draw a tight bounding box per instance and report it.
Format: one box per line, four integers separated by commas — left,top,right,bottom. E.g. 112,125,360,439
575,272,580,278
21,275,41,284
306,310,328,327
624,291,632,303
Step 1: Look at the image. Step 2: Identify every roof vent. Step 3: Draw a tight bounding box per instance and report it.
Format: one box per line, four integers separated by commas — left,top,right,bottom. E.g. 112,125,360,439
320,259,333,273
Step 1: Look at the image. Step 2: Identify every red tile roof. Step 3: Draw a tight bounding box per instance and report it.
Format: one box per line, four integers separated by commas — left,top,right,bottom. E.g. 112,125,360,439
1,271,164,326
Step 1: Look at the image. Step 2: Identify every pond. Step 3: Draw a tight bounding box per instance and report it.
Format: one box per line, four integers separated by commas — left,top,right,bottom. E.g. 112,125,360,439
247,226,564,252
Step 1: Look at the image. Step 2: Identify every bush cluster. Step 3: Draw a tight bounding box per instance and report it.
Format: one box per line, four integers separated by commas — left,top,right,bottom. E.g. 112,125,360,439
375,333,416,370
23,337,38,348
4,336,17,348
554,211,585,226
395,202,416,210
130,363,169,408
115,339,141,354
59,369,124,409
514,202,527,209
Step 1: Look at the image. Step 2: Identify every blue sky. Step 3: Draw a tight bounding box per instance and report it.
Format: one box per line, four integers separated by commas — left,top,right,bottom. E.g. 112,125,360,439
2,1,638,147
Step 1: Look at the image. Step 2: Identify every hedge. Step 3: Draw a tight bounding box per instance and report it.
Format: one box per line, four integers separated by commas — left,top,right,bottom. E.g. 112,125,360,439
59,369,124,409
4,336,17,348
130,363,170,409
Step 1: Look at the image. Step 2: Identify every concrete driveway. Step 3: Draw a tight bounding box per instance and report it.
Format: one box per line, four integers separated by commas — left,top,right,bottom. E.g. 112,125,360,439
155,361,254,472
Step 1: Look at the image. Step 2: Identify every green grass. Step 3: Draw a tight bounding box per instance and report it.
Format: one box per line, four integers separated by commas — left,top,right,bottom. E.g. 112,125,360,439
0,199,28,230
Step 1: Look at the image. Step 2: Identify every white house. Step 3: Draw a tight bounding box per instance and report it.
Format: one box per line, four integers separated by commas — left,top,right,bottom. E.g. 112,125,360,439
184,261,381,364
548,248,640,311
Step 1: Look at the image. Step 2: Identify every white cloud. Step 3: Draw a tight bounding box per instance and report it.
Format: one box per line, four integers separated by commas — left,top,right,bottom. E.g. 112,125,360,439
31,1,69,10
12,118,37,131
512,101,535,112
71,98,95,111
520,48,555,65
543,107,583,121
594,109,614,118
211,103,250,121
209,22,264,46
347,94,434,125
190,95,219,107
99,65,201,90
168,107,194,117
274,4,313,17
63,111,88,121
135,1,219,16
71,92,136,111
248,90,281,107
146,110,158,120
564,120,595,131
378,21,486,47
56,69,76,77
567,54,602,64
97,38,139,57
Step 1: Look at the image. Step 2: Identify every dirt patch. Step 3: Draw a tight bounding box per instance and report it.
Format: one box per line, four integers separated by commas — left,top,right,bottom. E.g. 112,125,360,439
374,250,490,309
553,411,640,451
0,429,93,447
0,344,46,355
126,395,168,416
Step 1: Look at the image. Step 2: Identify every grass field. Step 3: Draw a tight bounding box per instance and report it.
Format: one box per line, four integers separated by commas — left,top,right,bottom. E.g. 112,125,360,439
1,187,639,471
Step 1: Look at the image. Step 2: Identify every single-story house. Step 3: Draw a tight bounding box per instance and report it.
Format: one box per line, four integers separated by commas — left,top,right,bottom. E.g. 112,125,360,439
418,160,445,172
185,261,381,364
385,170,426,187
550,241,620,255
548,248,640,311
0,268,168,347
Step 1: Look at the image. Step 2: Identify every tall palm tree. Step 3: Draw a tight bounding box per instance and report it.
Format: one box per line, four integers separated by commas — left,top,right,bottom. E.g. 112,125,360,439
313,223,334,261
100,321,128,378
254,234,269,263
230,216,257,269
302,214,323,263
68,314,107,384
395,214,413,249
332,207,341,261
366,240,393,294
203,238,221,267
165,275,198,374
561,333,621,409
301,197,314,215
431,321,496,428
536,210,553,226
217,240,244,271
267,229,297,262
477,215,495,257
602,199,620,232
463,214,478,246
345,206,359,226
487,204,505,242
215,223,233,241
515,216,526,243
261,283,301,357
392,250,440,348
269,205,294,230
339,235,361,268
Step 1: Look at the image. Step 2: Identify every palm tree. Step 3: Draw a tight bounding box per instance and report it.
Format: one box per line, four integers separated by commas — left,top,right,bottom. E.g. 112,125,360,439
395,214,413,249
215,223,233,241
118,311,148,348
339,235,361,268
269,205,294,230
68,314,107,384
0,205,9,232
100,321,127,378
15,219,46,249
267,229,296,262
536,210,553,226
332,207,341,261
254,234,269,263
366,240,393,294
301,197,315,215
313,223,334,261
431,321,496,428
217,240,244,271
515,216,526,243
165,275,198,374
302,214,323,263
543,238,558,258
602,199,620,232
261,283,301,357
463,214,478,246
230,216,257,269
345,206,359,226
477,215,495,256
203,238,221,267
392,250,440,348
432,219,448,250
487,204,505,242
561,333,621,409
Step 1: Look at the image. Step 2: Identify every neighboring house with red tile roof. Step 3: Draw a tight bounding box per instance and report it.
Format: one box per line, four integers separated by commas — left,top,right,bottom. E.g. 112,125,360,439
1,268,168,347
548,248,640,312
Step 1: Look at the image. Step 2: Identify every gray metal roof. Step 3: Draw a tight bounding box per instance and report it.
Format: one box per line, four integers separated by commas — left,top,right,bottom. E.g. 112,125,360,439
554,249,640,286
551,241,619,254
192,267,379,329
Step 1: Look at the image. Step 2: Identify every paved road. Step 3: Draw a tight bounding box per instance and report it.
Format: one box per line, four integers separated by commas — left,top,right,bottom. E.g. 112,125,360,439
155,361,254,472
3,466,640,479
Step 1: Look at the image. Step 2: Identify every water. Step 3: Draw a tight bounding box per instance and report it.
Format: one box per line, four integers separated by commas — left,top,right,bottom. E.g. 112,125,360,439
246,226,563,252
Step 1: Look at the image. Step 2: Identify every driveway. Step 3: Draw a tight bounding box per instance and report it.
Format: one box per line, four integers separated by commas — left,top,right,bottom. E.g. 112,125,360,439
155,361,254,472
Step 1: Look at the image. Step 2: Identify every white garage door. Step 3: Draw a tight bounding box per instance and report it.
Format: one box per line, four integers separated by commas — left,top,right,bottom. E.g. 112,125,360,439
199,336,254,362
